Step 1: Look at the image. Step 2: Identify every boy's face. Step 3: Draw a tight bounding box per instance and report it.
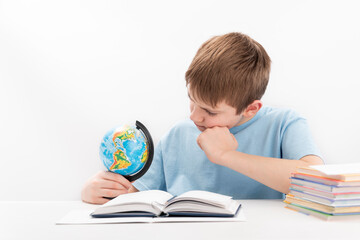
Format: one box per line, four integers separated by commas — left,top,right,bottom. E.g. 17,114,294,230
188,90,244,132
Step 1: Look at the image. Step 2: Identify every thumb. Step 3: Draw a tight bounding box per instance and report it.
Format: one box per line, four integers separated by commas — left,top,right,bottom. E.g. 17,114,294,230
231,134,236,142
196,136,203,150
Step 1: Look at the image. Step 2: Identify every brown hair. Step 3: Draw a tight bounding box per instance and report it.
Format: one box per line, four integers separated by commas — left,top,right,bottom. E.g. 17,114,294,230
185,32,271,114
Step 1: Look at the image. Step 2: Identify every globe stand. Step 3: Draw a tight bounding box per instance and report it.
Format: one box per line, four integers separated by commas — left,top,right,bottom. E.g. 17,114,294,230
123,120,154,182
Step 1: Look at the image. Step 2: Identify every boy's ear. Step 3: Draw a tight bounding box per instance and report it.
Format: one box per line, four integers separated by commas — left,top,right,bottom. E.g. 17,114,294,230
243,100,263,118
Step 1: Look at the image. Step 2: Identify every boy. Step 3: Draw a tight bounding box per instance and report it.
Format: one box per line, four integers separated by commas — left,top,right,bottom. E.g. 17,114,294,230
82,32,323,204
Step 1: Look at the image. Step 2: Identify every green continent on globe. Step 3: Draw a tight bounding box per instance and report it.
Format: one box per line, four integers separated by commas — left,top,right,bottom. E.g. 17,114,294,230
109,127,135,170
111,149,131,170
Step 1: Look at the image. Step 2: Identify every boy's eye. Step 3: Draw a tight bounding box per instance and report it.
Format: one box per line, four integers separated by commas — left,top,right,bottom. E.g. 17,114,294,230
206,110,217,116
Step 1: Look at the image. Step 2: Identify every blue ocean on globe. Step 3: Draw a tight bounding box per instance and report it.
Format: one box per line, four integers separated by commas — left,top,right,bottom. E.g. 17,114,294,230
99,125,148,176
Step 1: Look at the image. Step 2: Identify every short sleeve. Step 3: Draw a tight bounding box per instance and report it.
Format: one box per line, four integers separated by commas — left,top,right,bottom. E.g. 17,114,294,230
132,140,167,191
281,117,322,160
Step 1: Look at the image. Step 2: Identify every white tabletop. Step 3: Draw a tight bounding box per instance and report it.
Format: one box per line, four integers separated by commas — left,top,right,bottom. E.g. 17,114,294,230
0,200,358,240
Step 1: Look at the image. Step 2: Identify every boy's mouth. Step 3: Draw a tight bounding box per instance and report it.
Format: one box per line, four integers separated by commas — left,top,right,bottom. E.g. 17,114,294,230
194,123,206,132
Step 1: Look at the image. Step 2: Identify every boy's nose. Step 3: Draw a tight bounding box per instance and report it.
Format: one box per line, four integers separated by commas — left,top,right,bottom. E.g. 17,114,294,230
190,106,203,123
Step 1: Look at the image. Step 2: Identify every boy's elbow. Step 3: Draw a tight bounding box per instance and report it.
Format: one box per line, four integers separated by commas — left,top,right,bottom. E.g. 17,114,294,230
300,155,324,166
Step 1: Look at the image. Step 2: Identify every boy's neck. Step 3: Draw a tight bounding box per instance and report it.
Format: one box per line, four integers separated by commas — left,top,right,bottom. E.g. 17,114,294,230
235,109,261,127
235,101,263,127
235,115,253,127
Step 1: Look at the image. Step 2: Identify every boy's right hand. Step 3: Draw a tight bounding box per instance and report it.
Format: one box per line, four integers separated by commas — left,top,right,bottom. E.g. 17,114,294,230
81,171,133,204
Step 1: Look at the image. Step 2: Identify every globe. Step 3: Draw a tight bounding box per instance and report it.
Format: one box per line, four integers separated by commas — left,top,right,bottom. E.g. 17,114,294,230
99,121,154,181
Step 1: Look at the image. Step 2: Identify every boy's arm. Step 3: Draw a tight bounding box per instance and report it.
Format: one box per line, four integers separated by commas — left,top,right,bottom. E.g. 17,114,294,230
221,152,322,194
197,127,323,194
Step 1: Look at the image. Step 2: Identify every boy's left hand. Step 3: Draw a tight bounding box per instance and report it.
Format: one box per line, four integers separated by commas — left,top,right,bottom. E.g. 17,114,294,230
197,126,238,165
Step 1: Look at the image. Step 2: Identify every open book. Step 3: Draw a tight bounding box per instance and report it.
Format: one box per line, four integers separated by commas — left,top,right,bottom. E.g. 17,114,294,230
91,190,241,218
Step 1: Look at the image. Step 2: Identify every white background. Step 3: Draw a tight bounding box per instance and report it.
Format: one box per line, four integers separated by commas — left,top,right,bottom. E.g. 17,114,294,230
1,0,359,201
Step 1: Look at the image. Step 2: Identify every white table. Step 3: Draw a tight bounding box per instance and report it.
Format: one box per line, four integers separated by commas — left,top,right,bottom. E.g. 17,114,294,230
0,200,358,240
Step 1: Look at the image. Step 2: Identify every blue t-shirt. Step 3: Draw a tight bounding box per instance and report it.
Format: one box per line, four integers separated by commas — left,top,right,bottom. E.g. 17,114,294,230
133,106,322,199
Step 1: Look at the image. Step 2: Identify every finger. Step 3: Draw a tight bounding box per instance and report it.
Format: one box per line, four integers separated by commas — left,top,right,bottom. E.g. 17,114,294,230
196,136,202,149
98,179,128,190
99,188,128,199
94,197,110,205
100,171,132,189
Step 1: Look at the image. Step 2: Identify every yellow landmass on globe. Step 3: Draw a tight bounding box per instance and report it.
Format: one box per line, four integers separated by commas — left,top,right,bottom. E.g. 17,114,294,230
110,149,131,170
140,144,148,163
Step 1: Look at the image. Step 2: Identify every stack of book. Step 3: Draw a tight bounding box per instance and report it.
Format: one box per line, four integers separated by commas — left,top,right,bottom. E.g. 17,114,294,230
284,163,360,220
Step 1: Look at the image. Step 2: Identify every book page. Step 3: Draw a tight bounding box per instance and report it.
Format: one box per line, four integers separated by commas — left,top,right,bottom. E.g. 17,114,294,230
168,190,232,207
310,163,360,175
164,199,241,215
102,190,173,208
